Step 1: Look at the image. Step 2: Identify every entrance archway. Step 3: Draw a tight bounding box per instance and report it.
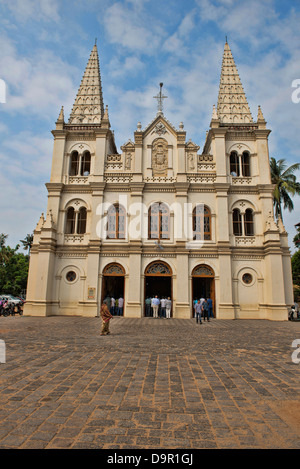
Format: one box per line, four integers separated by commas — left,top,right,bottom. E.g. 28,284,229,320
144,261,172,317
192,264,215,317
102,263,125,316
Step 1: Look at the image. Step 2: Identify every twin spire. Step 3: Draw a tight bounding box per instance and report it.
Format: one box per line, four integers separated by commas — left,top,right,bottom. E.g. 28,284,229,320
65,40,260,128
68,43,104,124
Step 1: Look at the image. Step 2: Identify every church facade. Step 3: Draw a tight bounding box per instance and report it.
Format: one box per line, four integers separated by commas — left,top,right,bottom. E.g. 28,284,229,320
24,41,293,320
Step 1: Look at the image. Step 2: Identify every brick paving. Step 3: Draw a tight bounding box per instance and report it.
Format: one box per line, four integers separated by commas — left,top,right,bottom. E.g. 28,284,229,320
0,316,300,449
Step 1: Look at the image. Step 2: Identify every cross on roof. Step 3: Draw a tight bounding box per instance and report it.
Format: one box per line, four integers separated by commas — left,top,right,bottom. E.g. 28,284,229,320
153,83,168,114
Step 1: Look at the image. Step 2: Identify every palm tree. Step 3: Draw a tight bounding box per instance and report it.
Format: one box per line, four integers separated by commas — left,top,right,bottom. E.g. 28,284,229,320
20,234,34,256
270,157,300,221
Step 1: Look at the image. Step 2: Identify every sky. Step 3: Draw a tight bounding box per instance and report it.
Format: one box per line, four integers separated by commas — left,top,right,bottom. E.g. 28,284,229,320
0,0,299,252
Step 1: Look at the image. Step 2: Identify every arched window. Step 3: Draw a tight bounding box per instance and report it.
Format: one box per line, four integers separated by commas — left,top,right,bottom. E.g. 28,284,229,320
66,207,76,234
230,151,239,176
241,151,250,177
107,204,126,239
233,209,242,236
193,205,211,240
77,207,87,234
148,203,170,240
244,209,254,236
70,151,79,176
81,151,91,176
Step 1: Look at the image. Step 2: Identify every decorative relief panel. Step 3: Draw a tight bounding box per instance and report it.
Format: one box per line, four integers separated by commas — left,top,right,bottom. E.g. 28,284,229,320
105,154,123,170
235,236,256,245
64,235,85,244
152,138,168,176
187,173,216,183
69,176,89,184
104,173,133,183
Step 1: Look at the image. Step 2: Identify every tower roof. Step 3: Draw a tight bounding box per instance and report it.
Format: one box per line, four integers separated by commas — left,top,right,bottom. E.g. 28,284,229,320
217,40,253,124
68,44,104,124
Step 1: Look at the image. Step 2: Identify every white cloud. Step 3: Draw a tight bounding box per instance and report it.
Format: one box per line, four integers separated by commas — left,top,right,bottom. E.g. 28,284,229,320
100,2,165,53
2,0,60,23
0,34,77,120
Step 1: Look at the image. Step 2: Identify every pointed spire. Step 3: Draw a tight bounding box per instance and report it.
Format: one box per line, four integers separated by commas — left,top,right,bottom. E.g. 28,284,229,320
69,44,104,125
257,104,266,126
55,106,64,130
217,41,253,124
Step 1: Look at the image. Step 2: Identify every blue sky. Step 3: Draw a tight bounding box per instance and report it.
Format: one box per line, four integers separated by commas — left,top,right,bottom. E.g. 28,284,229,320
0,0,299,252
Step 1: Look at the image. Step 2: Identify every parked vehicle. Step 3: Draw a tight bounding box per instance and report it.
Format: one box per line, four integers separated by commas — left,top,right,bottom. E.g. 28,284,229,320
0,295,24,316
0,295,23,305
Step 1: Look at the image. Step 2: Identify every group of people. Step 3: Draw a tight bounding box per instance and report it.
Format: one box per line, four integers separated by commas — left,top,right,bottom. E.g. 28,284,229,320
193,297,213,324
103,295,124,317
0,299,23,316
145,296,172,318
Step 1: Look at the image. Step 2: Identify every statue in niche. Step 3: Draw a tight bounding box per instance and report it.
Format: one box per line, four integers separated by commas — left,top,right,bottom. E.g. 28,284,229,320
188,152,195,170
152,138,168,176
125,152,132,170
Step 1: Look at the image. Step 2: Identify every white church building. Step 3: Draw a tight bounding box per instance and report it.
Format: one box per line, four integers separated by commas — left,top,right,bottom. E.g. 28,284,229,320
24,41,293,320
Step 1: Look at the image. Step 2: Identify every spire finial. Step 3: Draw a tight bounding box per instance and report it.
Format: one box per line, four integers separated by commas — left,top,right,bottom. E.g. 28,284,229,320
153,82,168,115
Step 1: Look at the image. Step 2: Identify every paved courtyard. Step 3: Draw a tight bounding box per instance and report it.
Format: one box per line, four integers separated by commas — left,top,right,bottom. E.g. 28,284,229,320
0,315,300,449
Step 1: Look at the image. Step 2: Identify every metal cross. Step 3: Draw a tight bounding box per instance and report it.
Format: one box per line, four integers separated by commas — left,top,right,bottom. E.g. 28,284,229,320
153,83,168,114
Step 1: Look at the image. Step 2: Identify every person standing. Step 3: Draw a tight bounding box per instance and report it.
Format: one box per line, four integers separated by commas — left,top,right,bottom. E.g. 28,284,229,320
152,296,160,318
165,297,172,319
145,297,151,317
207,297,213,319
100,301,113,335
202,299,209,322
110,296,115,316
194,300,202,324
118,296,124,316
160,297,166,318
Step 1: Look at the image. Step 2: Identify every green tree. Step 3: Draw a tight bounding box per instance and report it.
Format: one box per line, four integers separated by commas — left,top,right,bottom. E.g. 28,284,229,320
270,157,300,221
293,223,300,249
0,233,29,296
20,233,33,256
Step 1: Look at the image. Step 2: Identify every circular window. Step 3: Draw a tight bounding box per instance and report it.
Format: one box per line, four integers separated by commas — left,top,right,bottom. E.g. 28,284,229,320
66,271,77,283
242,273,253,285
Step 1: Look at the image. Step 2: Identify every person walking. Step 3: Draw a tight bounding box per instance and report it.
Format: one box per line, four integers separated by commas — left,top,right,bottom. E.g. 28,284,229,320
194,300,202,324
100,301,113,335
152,296,160,318
165,297,172,319
207,297,213,319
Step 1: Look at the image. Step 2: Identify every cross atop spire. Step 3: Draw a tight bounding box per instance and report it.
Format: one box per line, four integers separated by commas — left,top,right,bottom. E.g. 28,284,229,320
217,40,253,124
68,43,104,124
153,83,168,115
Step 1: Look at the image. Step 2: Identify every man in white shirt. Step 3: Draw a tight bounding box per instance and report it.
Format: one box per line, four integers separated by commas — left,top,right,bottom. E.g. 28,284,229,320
110,297,115,315
118,297,124,316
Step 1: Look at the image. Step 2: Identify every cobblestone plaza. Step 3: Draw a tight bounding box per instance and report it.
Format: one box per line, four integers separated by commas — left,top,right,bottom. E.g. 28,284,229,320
0,316,300,449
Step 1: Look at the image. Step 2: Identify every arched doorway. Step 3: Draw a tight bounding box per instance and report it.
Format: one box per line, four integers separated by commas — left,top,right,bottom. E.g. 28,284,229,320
192,265,215,317
144,261,172,317
102,263,125,316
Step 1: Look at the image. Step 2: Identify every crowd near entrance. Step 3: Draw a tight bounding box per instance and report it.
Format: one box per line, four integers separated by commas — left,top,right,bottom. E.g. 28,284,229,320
144,261,173,318
192,264,215,317
101,263,125,316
